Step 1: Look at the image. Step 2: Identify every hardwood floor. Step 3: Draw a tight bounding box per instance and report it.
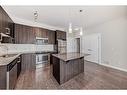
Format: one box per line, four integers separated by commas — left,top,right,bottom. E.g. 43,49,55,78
15,61,127,89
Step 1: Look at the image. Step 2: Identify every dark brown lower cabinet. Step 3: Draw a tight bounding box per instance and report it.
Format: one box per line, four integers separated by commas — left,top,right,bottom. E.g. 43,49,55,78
9,63,17,89
21,53,36,72
17,56,21,77
52,56,84,84
0,65,7,89
52,56,60,83
0,56,21,89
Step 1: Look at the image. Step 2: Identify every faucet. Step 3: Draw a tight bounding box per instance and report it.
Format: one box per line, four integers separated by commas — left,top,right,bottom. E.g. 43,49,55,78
0,44,8,57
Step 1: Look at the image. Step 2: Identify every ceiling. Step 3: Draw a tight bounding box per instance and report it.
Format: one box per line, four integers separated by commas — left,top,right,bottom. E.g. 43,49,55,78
2,6,127,30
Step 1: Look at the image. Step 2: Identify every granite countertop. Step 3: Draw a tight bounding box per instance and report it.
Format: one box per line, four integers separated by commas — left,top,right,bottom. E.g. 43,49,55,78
0,54,21,66
0,50,57,66
52,53,90,61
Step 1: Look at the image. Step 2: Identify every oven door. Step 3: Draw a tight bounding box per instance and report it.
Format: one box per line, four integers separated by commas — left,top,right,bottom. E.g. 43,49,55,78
36,54,48,64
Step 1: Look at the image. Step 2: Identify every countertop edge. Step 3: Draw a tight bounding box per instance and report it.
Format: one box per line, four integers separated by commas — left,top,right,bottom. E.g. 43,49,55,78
52,53,90,62
0,54,21,66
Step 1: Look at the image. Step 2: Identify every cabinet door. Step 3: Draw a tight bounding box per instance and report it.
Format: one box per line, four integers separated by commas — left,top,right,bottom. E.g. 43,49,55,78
9,63,17,89
34,27,48,38
14,24,23,44
56,31,61,39
17,56,21,77
2,9,6,34
56,30,66,40
62,32,66,40
34,27,41,37
15,24,35,44
0,66,7,89
8,18,14,38
0,7,2,32
48,30,55,44
41,28,48,38
21,53,36,72
25,25,35,44
0,6,14,38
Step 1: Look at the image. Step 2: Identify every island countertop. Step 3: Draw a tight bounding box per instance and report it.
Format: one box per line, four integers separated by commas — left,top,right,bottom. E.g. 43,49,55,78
52,52,89,61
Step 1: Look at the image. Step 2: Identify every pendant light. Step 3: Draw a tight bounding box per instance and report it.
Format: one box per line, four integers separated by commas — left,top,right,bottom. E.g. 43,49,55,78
80,27,83,36
79,10,83,36
69,23,72,33
34,11,38,22
68,8,72,33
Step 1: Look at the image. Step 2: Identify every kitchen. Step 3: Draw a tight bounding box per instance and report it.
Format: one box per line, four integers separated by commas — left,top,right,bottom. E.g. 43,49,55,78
1,5,127,90
0,6,85,89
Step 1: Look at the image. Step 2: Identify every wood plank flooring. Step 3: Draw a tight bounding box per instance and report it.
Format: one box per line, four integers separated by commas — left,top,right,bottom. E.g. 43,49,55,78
15,61,127,89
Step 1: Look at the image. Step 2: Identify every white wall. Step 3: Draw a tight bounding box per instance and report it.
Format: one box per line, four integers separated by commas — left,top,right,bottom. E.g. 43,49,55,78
81,16,127,71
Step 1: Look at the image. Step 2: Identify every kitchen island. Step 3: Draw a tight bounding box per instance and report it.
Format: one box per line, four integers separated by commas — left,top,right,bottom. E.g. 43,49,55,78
52,53,87,84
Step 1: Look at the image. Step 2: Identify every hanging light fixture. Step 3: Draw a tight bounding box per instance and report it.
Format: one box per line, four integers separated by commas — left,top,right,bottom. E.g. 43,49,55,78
68,8,72,33
34,11,38,22
69,23,72,33
79,9,83,36
80,27,83,36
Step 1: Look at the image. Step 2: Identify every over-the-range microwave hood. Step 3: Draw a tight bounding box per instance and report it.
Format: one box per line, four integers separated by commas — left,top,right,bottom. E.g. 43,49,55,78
36,37,48,45
36,37,48,40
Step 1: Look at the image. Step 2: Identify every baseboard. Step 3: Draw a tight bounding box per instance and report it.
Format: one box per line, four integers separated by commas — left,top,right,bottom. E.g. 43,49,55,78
84,60,127,73
100,63,127,73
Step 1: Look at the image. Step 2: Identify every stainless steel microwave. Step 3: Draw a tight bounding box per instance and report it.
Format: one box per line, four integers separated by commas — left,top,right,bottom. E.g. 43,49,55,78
36,37,48,45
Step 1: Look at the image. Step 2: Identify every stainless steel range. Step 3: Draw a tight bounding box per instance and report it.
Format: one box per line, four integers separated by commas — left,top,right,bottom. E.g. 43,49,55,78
36,52,50,68
35,37,50,68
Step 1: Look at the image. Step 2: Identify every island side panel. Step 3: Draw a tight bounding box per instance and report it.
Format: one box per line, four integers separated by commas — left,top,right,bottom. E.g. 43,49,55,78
60,57,84,84
78,57,84,73
52,56,60,84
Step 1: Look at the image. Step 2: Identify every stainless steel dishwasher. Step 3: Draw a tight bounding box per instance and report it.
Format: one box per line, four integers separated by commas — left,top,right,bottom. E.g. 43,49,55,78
6,59,17,89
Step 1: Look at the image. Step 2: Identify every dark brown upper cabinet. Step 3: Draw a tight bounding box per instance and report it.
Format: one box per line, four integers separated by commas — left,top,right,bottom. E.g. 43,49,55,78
56,30,66,40
0,6,14,44
0,7,2,32
0,6,14,37
14,24,35,44
34,27,48,38
48,30,55,44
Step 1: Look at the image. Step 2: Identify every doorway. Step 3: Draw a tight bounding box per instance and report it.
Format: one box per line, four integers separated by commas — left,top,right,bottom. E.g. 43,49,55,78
76,38,80,53
83,33,101,64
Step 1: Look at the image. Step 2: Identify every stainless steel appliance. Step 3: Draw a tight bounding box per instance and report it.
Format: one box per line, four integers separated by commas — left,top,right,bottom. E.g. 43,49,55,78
36,37,48,45
36,53,49,68
6,58,18,89
57,39,67,53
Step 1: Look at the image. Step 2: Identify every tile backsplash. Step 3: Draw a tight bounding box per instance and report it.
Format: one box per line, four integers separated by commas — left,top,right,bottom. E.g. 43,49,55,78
0,44,54,55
